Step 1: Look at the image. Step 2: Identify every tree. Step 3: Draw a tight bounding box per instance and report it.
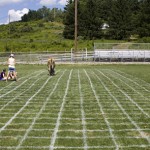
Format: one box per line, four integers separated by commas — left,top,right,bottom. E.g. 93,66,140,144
21,6,64,22
137,0,150,37
63,0,75,39
21,10,41,21
63,0,103,40
37,6,50,21
129,0,141,35
80,0,103,39
108,0,132,40
96,0,111,22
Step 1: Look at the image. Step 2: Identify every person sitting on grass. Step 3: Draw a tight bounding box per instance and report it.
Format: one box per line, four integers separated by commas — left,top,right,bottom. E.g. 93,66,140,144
8,71,17,81
0,69,7,81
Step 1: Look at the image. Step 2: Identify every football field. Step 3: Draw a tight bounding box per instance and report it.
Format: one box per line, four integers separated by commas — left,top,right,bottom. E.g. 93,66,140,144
0,64,150,150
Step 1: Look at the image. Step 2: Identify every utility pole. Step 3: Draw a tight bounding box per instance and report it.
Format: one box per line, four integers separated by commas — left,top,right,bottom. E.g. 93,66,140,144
74,0,78,52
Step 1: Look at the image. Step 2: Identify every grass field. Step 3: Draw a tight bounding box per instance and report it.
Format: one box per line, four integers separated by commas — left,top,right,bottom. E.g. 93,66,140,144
0,64,150,150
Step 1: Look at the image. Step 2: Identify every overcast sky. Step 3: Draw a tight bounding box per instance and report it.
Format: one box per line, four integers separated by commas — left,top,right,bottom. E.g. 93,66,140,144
0,0,67,24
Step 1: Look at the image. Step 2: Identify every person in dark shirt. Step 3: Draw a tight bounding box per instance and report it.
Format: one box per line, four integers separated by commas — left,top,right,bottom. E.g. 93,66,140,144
0,69,7,81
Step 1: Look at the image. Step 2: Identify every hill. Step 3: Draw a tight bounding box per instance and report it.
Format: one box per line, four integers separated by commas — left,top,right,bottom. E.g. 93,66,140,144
0,21,71,52
0,20,125,52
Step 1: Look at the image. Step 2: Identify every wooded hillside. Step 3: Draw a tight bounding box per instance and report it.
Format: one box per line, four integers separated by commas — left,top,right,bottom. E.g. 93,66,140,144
0,0,150,52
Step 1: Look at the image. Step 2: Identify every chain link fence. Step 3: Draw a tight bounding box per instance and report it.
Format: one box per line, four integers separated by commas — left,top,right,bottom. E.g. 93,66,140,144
94,43,150,62
0,49,94,64
0,43,150,64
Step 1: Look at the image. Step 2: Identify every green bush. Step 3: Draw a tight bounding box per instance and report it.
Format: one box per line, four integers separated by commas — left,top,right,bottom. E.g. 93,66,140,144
138,37,150,43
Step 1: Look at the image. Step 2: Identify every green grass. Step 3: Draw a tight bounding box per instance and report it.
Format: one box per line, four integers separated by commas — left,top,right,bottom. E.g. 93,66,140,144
2,20,150,52
0,64,150,150
1,21,150,52
0,21,126,52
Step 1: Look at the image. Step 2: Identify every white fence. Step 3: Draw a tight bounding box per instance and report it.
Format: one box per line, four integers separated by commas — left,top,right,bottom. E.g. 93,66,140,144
94,43,150,50
0,50,93,64
0,50,150,64
93,43,150,62
94,50,150,62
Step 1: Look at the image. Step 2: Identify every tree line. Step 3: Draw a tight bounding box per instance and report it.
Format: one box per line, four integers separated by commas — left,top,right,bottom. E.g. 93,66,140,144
63,0,150,40
21,0,150,41
21,6,64,22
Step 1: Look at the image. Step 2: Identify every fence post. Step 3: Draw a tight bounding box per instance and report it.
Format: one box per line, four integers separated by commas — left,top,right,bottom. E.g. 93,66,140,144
30,51,31,64
71,48,73,62
85,48,87,61
121,51,123,62
99,51,100,62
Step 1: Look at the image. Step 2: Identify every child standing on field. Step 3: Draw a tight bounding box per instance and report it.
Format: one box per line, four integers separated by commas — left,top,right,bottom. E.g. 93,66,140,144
47,57,55,76
6,54,17,81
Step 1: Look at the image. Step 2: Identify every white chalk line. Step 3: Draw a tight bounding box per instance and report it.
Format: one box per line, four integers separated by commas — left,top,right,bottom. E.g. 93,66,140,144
0,145,149,149
114,69,150,87
0,70,42,93
78,70,88,150
15,70,66,150
0,75,51,133
97,70,150,118
111,69,150,92
0,135,149,140
0,115,149,121
0,71,45,112
0,70,46,100
3,128,150,132
108,69,150,101
24,107,148,111
49,70,72,150
1,121,149,126
84,69,119,150
92,70,150,143
0,68,149,149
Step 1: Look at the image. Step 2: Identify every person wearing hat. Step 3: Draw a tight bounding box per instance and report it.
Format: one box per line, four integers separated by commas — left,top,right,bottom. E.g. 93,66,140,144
0,69,7,81
6,54,17,81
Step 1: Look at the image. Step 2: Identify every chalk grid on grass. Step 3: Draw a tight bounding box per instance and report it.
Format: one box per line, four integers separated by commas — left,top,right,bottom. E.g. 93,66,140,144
0,67,149,150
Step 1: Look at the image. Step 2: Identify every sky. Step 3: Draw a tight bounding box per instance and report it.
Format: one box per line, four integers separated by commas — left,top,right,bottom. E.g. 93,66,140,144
0,0,67,25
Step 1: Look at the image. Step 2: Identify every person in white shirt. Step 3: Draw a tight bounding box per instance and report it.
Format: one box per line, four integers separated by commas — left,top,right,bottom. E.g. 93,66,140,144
6,54,17,81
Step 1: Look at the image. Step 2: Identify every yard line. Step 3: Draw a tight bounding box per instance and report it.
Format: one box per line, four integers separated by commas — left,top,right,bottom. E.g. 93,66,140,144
114,69,150,87
0,135,147,140
0,76,51,133
49,70,72,150
0,116,147,122
15,70,66,150
106,69,150,102
97,70,150,118
0,71,45,111
84,69,119,150
109,70,149,100
0,70,45,100
78,70,88,150
0,145,150,149
111,69,150,92
92,71,150,144
4,128,150,132
0,80,29,99
0,146,112,149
